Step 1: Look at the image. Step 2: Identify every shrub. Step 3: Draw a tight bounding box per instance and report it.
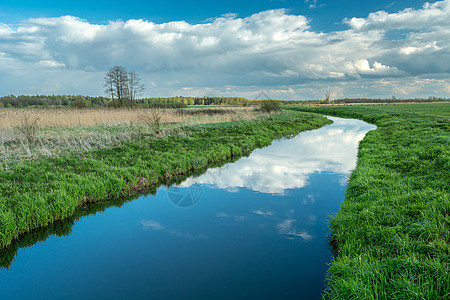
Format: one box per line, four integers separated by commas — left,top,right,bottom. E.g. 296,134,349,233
139,109,163,135
260,100,281,113
15,115,40,144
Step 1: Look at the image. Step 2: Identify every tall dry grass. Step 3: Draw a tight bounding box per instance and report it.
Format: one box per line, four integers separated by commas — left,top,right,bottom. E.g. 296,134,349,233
0,107,260,169
0,107,256,129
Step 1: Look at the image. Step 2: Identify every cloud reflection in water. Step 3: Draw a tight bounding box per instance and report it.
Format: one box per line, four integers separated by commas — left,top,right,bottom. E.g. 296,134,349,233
175,117,375,241
181,117,375,194
277,219,313,241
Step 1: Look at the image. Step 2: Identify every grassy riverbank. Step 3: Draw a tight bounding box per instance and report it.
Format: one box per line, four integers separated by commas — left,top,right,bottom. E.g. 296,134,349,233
0,107,258,166
288,103,449,299
0,110,331,248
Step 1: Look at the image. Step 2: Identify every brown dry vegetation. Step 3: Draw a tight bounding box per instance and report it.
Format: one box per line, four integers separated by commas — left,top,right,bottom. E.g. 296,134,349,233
0,107,256,129
0,107,262,169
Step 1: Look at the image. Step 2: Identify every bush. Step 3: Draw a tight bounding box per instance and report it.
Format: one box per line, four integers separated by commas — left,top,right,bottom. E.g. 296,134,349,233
139,109,163,135
15,115,40,144
260,100,281,113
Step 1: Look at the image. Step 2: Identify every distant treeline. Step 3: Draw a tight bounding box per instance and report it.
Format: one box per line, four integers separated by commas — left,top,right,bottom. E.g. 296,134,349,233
0,94,448,108
138,96,249,106
0,95,108,108
295,97,449,105
0,95,250,108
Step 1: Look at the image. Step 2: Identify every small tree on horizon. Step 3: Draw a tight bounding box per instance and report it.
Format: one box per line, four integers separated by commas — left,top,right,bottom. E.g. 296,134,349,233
104,66,145,107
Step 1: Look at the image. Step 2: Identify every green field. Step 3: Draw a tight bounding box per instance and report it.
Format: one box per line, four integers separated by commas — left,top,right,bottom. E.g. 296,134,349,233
0,110,331,248
288,103,449,299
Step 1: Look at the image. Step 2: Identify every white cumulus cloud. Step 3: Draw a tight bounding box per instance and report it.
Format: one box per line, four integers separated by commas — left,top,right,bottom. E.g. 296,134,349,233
0,1,449,98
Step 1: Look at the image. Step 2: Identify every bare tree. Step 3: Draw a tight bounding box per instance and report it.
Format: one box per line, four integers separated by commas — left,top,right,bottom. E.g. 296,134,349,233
104,66,146,107
127,71,145,106
104,66,129,107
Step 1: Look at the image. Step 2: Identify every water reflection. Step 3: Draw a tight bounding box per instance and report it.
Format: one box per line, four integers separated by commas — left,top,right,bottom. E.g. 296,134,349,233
0,117,375,300
180,117,375,194
141,219,208,240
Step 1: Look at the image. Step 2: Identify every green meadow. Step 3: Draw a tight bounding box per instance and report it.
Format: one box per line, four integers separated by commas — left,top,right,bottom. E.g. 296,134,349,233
288,103,449,299
1,102,448,299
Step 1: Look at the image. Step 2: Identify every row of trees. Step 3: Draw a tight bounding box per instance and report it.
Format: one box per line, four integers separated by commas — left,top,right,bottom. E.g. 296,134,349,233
333,97,449,103
0,95,108,108
295,97,450,105
1,95,447,108
104,66,145,107
0,94,252,108
139,96,249,106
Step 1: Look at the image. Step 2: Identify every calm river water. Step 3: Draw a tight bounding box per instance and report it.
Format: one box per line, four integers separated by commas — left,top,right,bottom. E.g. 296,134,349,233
0,117,375,299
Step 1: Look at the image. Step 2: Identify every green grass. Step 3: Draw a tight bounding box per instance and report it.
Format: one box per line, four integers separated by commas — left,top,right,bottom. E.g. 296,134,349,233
0,111,331,248
287,103,449,299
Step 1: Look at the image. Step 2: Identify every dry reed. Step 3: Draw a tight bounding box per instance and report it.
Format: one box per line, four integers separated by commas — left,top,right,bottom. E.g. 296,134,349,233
0,107,256,129
0,107,260,169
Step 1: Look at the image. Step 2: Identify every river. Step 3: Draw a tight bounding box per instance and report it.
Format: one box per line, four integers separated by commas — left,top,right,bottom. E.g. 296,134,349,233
0,117,375,299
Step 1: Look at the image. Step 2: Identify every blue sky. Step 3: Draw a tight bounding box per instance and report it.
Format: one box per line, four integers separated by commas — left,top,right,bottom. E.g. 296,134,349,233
0,0,449,99
0,0,428,31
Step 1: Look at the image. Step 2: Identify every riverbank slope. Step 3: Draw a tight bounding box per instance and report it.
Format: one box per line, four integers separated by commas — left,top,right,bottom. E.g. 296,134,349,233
288,103,449,299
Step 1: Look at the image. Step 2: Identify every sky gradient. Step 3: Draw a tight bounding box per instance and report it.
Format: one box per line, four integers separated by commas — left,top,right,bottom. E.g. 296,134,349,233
0,0,449,99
